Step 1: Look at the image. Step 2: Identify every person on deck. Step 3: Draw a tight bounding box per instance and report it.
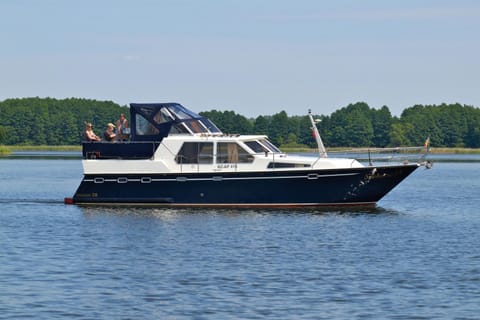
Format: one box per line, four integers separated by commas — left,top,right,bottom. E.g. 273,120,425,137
84,122,101,142
103,123,116,142
116,113,129,141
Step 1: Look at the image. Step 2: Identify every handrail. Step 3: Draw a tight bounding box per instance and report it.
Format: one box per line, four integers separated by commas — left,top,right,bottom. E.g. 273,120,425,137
327,146,430,165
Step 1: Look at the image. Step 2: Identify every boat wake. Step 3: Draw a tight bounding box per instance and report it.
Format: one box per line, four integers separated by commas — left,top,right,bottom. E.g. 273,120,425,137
0,198,66,205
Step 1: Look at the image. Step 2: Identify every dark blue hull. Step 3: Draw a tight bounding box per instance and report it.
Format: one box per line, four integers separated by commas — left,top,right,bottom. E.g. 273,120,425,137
71,164,419,207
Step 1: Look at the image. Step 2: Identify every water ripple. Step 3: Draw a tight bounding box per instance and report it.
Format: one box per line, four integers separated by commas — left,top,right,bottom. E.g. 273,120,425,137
1,159,480,319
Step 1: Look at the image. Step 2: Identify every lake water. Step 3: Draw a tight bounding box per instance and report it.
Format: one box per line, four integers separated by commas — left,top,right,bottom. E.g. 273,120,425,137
1,154,479,319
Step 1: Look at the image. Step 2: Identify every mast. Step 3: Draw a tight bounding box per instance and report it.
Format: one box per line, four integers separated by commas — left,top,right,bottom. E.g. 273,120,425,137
308,109,327,158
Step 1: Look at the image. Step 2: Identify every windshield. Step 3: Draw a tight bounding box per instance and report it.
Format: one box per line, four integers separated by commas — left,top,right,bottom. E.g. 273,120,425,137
245,141,269,153
167,104,201,120
245,139,281,153
201,119,221,133
166,105,222,134
260,139,281,153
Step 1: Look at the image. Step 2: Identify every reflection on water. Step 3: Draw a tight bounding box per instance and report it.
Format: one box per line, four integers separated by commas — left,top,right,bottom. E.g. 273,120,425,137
78,205,397,216
67,199,404,220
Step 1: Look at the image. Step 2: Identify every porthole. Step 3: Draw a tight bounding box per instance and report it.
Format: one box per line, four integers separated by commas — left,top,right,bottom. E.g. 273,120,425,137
94,177,104,184
141,177,152,184
117,177,128,184
307,173,319,180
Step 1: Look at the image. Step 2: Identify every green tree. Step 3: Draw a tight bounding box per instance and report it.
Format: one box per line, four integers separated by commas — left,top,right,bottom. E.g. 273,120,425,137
398,104,475,147
437,103,467,147
399,105,438,146
284,133,297,145
372,106,392,147
0,126,6,144
323,102,374,147
0,97,127,145
268,111,290,146
199,110,253,134
464,106,480,147
253,115,270,135
389,122,412,146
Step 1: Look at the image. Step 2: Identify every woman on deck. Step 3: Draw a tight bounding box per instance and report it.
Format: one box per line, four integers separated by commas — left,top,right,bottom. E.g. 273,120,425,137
84,122,101,142
103,123,116,142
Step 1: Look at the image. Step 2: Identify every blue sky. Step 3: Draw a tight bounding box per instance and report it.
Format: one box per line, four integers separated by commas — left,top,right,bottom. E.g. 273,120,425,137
1,0,479,117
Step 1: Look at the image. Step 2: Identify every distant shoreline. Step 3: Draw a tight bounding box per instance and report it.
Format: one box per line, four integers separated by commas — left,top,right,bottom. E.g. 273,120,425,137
1,145,479,155
0,145,81,154
426,147,480,154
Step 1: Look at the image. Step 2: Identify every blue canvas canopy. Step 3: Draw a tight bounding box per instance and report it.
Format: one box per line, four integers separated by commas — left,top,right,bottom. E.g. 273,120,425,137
129,102,221,141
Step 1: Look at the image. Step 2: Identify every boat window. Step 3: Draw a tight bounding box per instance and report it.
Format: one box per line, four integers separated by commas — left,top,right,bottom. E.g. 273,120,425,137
165,104,222,134
260,139,281,153
135,114,159,135
201,119,222,133
153,108,174,124
169,122,191,134
217,143,253,163
267,163,310,168
175,142,214,164
184,120,209,134
168,104,201,120
245,141,269,153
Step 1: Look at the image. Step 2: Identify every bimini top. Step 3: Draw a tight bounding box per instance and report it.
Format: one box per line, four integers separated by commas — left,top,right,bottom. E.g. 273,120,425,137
129,103,222,141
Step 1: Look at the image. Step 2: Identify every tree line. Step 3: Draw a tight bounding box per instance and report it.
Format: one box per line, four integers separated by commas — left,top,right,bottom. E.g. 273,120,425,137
0,97,479,148
0,97,127,145
200,102,480,148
